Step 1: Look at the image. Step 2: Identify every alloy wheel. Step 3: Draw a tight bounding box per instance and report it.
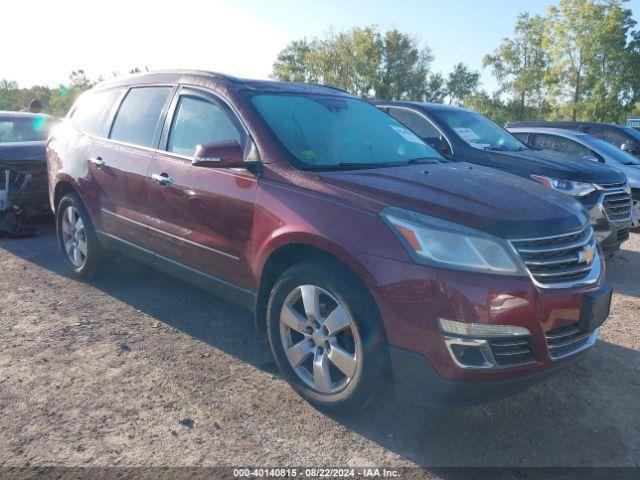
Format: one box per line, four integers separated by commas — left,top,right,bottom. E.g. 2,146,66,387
60,205,87,268
279,285,362,395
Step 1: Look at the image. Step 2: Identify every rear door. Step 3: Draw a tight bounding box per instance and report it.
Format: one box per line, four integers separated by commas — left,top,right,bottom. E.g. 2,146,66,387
147,86,258,289
89,86,174,247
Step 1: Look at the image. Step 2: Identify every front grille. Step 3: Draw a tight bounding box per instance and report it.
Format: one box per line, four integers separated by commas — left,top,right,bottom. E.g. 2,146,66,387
545,323,591,359
509,225,597,287
488,337,535,367
598,183,632,222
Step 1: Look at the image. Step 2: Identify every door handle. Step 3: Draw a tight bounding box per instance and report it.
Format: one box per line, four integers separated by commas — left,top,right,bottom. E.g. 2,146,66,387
89,156,105,167
151,173,174,186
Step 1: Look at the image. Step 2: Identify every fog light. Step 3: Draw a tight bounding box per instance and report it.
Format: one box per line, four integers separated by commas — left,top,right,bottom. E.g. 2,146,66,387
439,318,531,369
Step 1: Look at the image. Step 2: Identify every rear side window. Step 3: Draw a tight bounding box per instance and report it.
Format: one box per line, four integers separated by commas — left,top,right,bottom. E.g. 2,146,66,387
532,134,592,157
511,132,530,144
72,88,124,136
583,126,627,147
110,87,172,148
167,96,242,157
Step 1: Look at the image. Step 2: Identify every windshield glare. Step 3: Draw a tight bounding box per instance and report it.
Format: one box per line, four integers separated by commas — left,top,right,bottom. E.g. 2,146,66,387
0,116,54,143
434,110,526,152
250,94,442,169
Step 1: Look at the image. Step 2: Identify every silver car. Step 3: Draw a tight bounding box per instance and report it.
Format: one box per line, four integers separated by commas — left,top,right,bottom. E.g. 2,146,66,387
508,127,640,229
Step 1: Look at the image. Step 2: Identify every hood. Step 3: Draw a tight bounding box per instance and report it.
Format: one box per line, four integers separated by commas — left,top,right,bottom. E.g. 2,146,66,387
0,141,46,163
319,162,588,239
0,141,47,175
487,149,625,184
617,164,640,188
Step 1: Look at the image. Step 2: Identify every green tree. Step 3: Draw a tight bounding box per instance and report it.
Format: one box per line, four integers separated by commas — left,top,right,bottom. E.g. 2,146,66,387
272,26,433,99
376,29,432,100
483,12,548,120
544,0,638,121
445,63,480,105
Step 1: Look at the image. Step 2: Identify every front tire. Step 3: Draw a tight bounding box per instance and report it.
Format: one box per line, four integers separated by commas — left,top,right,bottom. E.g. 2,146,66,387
56,192,104,277
267,259,389,413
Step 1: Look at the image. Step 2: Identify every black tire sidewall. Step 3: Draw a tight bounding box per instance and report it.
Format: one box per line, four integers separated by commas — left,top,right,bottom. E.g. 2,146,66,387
267,260,388,413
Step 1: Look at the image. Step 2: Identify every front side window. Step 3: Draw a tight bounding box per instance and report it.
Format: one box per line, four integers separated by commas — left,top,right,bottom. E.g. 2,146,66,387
433,109,526,152
71,88,124,136
167,96,242,157
584,126,628,148
110,87,172,148
532,134,592,157
387,107,451,155
250,94,442,170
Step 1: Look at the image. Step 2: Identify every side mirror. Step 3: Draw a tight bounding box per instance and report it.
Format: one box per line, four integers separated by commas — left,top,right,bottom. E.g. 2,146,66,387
193,140,252,168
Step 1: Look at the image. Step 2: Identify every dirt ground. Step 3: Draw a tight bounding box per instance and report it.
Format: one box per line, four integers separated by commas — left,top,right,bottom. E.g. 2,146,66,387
0,221,638,473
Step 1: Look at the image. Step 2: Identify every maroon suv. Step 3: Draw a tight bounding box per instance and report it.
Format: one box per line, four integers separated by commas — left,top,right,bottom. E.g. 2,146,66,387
46,71,612,412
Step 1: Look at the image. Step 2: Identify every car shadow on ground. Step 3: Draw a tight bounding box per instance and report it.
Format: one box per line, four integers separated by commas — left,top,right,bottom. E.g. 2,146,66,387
1,223,638,468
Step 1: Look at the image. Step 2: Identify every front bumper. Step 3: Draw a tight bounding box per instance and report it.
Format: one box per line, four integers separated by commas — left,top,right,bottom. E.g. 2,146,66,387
389,342,591,407
357,253,609,404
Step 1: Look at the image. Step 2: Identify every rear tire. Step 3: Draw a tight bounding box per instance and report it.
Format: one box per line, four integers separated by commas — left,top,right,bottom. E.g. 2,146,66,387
266,259,389,414
56,192,104,277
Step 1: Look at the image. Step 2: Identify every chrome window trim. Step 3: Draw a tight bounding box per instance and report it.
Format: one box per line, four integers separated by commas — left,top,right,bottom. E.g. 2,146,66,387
377,104,455,157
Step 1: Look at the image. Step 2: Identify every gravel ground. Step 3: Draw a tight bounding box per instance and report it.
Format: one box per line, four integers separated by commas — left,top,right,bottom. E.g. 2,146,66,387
0,221,638,473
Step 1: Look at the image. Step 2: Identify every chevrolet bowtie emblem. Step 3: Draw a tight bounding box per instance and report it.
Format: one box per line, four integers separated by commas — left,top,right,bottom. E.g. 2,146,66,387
579,245,596,265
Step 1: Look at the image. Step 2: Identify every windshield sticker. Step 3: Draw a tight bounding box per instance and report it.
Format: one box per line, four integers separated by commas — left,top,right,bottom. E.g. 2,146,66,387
454,127,481,142
390,125,423,144
301,150,316,160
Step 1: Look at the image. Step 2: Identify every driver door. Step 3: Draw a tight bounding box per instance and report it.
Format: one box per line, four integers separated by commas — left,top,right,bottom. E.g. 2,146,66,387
147,87,258,290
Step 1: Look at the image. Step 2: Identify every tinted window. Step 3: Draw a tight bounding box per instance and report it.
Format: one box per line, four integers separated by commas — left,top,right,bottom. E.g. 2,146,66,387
167,96,242,157
110,87,172,147
511,132,530,144
72,88,123,136
251,94,442,169
584,126,627,147
387,107,452,155
387,108,438,139
532,134,592,157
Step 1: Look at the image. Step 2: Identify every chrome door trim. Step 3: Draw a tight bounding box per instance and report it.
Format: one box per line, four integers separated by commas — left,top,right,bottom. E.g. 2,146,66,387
101,208,240,260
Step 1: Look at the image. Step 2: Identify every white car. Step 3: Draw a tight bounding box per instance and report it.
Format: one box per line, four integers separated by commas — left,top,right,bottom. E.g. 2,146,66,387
509,127,640,229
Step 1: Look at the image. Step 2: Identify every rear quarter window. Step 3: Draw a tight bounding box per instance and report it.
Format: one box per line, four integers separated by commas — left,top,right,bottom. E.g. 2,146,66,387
71,88,124,136
109,87,172,148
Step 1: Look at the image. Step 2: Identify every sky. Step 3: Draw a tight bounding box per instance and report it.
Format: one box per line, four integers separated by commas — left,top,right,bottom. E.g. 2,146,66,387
4,0,640,93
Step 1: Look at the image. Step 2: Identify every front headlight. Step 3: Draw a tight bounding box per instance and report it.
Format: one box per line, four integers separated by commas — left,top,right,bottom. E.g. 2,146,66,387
380,207,527,276
530,174,596,197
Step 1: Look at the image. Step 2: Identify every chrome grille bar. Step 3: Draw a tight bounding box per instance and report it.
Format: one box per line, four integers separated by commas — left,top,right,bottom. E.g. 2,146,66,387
509,225,599,288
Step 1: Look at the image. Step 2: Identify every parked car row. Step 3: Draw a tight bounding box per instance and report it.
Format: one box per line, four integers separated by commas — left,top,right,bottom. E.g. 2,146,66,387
374,102,634,251
44,70,629,412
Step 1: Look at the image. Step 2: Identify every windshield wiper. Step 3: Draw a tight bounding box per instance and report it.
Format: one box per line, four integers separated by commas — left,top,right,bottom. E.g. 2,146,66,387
484,145,508,151
407,156,444,164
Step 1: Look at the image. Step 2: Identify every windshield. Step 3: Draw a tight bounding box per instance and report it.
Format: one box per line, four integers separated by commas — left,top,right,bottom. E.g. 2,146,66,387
0,116,55,143
433,109,527,152
585,135,640,165
250,93,443,170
